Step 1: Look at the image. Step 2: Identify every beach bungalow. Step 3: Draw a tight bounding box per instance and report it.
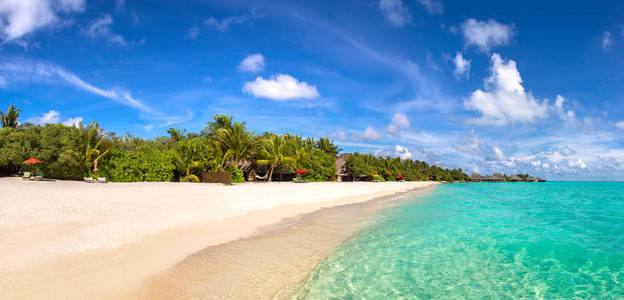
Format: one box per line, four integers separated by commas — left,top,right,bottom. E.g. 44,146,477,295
335,153,350,182
510,174,523,182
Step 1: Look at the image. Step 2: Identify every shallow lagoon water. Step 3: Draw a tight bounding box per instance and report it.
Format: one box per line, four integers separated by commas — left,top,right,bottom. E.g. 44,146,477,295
294,182,624,298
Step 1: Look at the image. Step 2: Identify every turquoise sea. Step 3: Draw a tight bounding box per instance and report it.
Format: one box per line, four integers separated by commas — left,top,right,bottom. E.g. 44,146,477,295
294,182,624,299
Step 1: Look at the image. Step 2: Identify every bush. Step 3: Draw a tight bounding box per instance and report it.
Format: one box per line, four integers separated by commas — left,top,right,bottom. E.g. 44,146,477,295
100,148,175,182
226,165,245,183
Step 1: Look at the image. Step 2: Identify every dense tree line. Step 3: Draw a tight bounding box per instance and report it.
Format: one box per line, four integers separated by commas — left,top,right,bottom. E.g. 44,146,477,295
0,105,469,183
344,153,470,182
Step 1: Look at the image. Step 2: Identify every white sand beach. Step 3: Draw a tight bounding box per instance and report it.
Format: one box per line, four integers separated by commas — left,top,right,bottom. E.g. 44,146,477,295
0,177,436,299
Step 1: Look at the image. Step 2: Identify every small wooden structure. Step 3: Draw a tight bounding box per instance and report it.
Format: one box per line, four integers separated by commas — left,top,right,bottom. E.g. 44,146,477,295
201,171,231,184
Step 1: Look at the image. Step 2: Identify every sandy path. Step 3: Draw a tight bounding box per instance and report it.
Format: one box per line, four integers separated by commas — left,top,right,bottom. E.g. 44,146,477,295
0,178,435,299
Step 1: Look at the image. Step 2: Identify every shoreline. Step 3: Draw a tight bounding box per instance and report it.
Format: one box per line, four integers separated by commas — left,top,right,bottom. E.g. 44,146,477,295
128,185,436,299
0,178,437,299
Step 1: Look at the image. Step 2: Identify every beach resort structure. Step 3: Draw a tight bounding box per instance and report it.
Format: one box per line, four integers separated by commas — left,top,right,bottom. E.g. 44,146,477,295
470,173,546,182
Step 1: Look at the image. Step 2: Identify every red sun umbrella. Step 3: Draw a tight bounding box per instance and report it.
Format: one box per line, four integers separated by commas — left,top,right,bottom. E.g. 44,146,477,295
23,157,43,174
23,157,42,164
296,169,308,174
397,174,405,178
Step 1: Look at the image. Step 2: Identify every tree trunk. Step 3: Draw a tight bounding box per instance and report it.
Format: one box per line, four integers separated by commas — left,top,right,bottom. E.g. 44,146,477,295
268,165,275,182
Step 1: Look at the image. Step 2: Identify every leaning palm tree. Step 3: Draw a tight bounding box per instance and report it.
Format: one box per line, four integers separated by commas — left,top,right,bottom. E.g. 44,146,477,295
256,135,296,182
214,121,260,167
62,121,113,176
0,105,21,128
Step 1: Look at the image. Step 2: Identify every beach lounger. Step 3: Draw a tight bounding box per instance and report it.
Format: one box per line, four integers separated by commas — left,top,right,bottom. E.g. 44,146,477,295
22,172,31,181
35,172,44,181
83,177,95,183
97,177,107,183
292,178,308,183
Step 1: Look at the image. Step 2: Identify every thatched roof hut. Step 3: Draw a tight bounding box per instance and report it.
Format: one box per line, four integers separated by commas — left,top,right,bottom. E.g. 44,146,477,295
510,174,522,182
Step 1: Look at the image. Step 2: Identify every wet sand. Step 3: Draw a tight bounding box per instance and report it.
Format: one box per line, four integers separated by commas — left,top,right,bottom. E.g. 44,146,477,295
130,186,436,299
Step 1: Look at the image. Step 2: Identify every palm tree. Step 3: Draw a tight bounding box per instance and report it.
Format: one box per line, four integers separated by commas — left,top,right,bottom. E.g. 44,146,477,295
63,121,113,176
172,138,210,182
214,121,260,167
256,135,296,182
167,127,187,142
1,105,21,128
315,138,341,157
201,114,233,137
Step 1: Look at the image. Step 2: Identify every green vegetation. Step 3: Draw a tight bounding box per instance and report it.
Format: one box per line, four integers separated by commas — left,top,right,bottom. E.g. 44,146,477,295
0,105,470,183
344,153,469,182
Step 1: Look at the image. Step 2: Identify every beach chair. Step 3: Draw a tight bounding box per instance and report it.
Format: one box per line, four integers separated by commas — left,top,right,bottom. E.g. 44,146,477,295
83,177,95,183
35,172,44,181
292,177,308,183
22,172,31,181
97,177,108,183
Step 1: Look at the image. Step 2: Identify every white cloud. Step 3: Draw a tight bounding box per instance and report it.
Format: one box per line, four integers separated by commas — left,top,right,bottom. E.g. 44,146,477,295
553,95,577,126
461,18,514,52
492,146,506,161
453,52,471,78
27,110,82,126
454,130,481,154
392,112,410,128
331,129,347,141
0,0,85,42
27,110,60,124
351,126,382,142
204,16,248,32
464,53,549,125
394,144,413,160
242,74,319,101
602,31,612,50
386,112,411,137
379,0,410,27
415,0,443,15
62,116,82,126
616,121,624,129
238,53,265,73
82,14,126,46
568,158,587,169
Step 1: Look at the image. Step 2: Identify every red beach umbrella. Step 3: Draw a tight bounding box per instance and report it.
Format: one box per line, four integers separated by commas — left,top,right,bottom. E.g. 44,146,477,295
296,169,307,174
22,157,43,173
397,174,405,178
23,157,42,164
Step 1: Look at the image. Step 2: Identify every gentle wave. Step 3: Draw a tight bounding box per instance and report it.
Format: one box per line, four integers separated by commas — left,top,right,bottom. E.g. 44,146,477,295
294,182,624,298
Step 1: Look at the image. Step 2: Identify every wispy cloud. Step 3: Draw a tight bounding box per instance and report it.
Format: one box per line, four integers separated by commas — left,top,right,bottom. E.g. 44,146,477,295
602,31,612,50
379,0,410,27
0,59,191,126
415,0,443,15
82,14,127,46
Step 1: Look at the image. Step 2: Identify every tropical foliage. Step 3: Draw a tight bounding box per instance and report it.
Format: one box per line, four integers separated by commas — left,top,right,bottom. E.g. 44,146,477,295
1,105,23,129
0,106,469,183
344,153,469,182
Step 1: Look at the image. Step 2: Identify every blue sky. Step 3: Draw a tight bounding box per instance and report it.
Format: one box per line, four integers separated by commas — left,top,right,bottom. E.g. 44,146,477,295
1,0,624,180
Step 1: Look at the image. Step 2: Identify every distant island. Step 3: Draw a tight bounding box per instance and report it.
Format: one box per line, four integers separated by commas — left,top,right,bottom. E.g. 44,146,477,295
469,173,546,182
